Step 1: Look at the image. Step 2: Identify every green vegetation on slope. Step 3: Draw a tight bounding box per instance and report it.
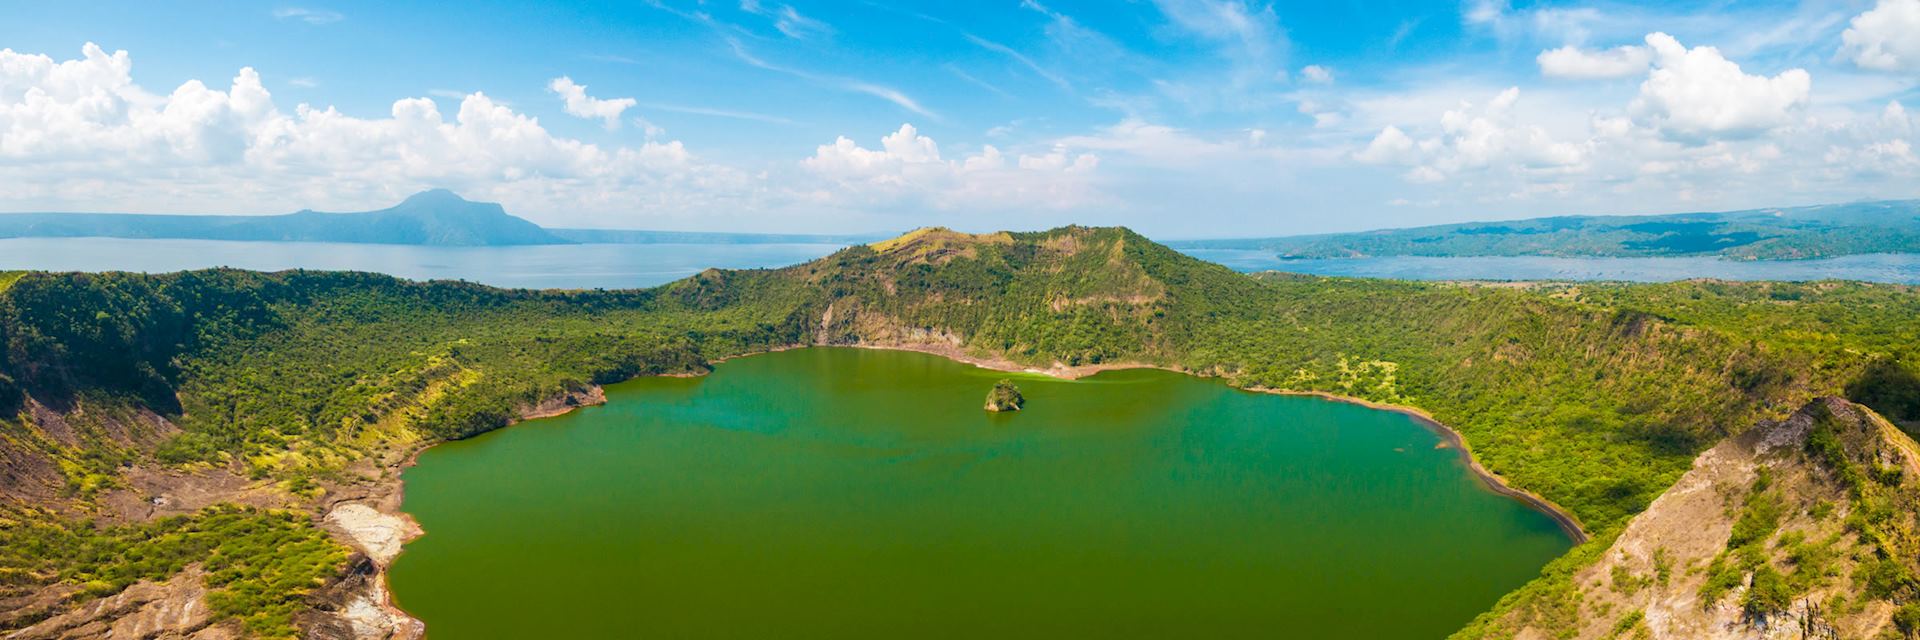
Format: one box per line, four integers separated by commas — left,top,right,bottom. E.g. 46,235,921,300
0,269,807,480
0,225,1913,637
1569,279,1920,431
1454,396,1920,639
0,268,810,634
0,505,346,638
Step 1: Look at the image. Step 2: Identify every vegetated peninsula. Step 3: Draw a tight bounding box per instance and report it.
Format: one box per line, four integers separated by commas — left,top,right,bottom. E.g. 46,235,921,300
1169,199,1920,260
0,225,1917,638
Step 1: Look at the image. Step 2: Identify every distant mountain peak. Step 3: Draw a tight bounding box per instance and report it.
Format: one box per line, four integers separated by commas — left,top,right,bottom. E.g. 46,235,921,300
394,189,500,214
401,188,470,205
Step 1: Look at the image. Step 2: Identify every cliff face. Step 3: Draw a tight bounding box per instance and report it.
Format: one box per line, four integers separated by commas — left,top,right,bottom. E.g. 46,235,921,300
5,565,241,640
1495,398,1919,639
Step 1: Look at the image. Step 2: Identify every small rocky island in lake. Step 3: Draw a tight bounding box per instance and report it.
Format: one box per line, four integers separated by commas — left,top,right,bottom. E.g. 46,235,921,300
984,379,1025,412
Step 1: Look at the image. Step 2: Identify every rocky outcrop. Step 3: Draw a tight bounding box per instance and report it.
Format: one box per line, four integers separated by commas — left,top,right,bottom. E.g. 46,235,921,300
984,379,1025,412
1500,398,1917,639
298,503,425,640
5,565,233,640
298,553,423,640
513,386,607,424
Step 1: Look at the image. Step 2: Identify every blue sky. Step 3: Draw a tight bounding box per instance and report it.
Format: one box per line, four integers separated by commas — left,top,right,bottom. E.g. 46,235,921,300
1,1,1917,236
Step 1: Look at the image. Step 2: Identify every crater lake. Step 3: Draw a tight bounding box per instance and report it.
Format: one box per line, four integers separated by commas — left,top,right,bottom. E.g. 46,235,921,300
388,347,1572,638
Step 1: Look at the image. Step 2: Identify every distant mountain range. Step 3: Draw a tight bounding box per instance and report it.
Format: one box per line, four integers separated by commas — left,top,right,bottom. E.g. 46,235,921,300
0,190,880,247
1167,200,1920,260
0,190,565,246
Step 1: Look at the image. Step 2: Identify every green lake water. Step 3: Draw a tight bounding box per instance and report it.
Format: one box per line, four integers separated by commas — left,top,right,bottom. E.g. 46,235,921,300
389,347,1571,638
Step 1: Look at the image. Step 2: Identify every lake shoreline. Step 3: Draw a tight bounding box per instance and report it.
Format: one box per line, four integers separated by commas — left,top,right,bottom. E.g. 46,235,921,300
363,385,615,637
818,340,1592,543
1253,389,1591,544
375,339,1591,634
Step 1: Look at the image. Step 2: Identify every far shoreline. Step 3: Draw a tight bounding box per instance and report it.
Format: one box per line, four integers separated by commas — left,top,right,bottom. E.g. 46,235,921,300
664,340,1589,543
821,341,1591,544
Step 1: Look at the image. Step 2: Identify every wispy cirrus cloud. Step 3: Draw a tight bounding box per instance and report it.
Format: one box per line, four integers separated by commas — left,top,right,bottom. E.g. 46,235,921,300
727,39,938,120
271,7,342,25
945,65,1014,99
963,34,1072,92
739,0,834,40
582,52,641,65
637,102,798,125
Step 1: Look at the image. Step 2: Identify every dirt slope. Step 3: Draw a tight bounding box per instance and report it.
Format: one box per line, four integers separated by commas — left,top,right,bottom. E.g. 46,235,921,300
1505,397,1919,639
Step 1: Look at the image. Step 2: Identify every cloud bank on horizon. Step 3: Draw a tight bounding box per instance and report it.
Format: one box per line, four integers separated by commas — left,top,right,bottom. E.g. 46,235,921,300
0,0,1916,235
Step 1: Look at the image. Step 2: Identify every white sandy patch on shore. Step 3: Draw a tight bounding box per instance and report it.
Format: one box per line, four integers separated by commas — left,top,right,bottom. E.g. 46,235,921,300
325,503,422,565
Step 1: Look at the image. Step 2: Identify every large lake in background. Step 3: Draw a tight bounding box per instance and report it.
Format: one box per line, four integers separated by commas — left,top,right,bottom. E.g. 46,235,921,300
1180,248,1920,284
0,238,847,289
3,237,1918,287
388,348,1572,638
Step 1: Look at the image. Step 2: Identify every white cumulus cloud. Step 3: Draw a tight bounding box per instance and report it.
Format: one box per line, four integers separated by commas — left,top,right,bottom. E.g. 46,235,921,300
0,43,743,225
1537,44,1652,79
1354,87,1586,184
547,76,637,129
803,124,1100,210
1629,33,1809,141
1840,0,1920,73
1354,126,1415,164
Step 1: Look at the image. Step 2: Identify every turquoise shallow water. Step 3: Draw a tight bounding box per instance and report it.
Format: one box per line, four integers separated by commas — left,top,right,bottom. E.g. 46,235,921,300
389,348,1571,638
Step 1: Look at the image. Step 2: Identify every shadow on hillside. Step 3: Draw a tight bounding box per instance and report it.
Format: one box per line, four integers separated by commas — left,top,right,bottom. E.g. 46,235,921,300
1847,357,1920,434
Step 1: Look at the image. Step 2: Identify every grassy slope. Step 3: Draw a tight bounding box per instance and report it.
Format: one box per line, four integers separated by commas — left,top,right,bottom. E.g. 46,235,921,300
0,228,1914,636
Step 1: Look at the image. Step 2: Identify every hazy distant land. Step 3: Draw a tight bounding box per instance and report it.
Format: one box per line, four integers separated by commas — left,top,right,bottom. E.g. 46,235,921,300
5,191,1918,260
1168,200,1920,260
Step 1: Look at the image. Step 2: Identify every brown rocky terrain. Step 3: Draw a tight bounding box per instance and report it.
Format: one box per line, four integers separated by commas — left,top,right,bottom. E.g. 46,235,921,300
1500,397,1920,639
